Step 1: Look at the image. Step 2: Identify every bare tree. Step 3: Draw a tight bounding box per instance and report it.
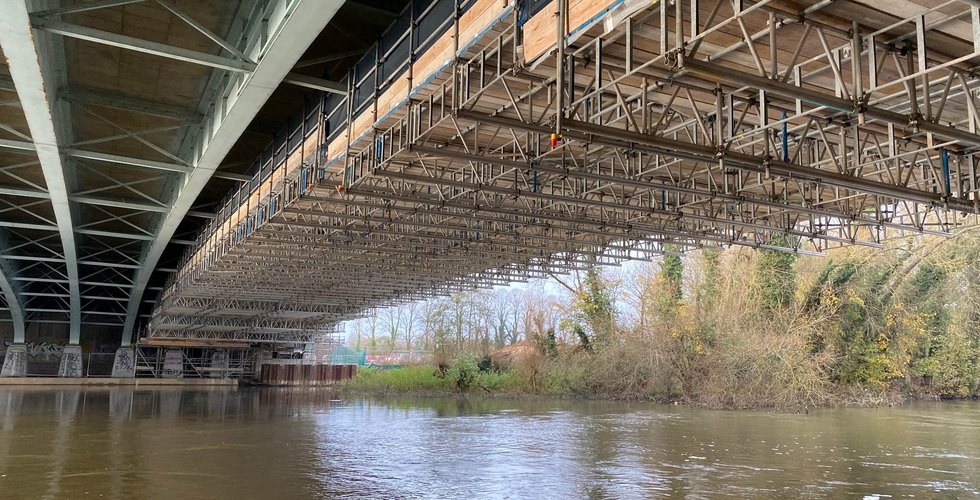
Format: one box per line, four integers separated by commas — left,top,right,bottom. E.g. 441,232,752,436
450,293,467,350
419,299,439,352
490,289,512,349
351,317,364,350
381,305,402,353
508,291,525,344
403,302,418,354
366,310,379,353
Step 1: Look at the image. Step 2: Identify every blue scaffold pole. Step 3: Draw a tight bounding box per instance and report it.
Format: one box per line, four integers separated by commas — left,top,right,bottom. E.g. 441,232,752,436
781,111,789,163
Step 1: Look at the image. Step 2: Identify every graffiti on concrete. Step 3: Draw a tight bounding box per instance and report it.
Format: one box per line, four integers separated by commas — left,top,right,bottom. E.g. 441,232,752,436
162,350,183,378
3,341,65,361
60,352,82,376
114,350,134,372
1,348,27,376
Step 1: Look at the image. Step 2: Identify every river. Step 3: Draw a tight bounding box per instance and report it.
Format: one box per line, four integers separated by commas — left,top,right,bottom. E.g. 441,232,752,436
0,388,977,498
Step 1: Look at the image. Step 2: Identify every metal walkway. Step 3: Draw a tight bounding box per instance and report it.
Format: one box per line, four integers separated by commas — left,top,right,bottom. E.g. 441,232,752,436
150,0,980,344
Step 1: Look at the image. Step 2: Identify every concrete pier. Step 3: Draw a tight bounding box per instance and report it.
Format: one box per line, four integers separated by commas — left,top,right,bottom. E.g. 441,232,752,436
0,345,27,377
209,350,229,378
57,345,83,377
162,349,183,378
110,347,137,378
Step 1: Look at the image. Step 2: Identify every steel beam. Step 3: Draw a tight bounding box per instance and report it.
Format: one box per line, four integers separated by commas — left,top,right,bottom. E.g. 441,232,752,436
145,329,323,343
0,2,81,341
0,236,25,342
455,110,977,213
293,49,366,69
680,57,980,148
31,18,256,73
30,0,145,18
120,0,345,344
282,72,347,95
61,86,200,123
0,184,172,213
0,137,250,181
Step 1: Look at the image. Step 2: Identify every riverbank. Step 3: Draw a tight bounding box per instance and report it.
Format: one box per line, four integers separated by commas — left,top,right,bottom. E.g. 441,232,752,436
340,231,980,410
0,377,237,386
335,362,942,410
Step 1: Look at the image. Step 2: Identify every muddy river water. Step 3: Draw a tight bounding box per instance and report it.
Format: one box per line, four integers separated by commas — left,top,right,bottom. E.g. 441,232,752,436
0,388,977,498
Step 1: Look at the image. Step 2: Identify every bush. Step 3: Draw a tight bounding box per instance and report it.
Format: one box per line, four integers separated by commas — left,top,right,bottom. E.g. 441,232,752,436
473,369,522,393
477,355,493,372
447,356,479,392
912,329,980,397
343,364,450,393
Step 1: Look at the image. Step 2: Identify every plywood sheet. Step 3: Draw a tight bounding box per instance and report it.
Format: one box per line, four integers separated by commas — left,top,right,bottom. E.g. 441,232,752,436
524,0,622,63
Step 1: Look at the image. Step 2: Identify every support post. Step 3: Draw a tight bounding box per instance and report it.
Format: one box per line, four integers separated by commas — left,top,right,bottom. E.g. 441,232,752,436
57,345,83,377
110,346,136,378
1,344,28,377
162,349,183,378
209,349,229,378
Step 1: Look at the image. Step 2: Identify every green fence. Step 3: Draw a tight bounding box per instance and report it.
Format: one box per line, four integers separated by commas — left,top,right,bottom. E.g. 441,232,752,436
329,346,367,365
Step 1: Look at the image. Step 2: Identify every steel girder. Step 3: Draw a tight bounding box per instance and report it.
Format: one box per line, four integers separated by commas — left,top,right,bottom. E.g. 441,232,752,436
145,328,327,344
118,0,345,344
0,137,250,182
0,1,81,340
0,232,25,342
0,2,265,335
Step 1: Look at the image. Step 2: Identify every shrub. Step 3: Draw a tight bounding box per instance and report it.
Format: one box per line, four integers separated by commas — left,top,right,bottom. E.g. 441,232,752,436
477,355,493,372
343,364,449,393
447,356,479,392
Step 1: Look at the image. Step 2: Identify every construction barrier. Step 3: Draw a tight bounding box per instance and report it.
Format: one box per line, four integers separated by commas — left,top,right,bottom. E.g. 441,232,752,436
258,364,357,386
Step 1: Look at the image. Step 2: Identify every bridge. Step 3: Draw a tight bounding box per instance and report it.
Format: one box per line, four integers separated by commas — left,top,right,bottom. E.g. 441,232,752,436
2,0,980,377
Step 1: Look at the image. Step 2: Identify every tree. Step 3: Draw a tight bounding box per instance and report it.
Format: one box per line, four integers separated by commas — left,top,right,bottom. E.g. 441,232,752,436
351,317,364,350
366,310,379,353
490,290,512,349
694,250,721,309
507,291,526,344
381,306,402,353
419,299,439,352
622,261,656,329
449,293,467,350
753,235,798,310
403,302,418,354
653,251,684,323
556,265,616,352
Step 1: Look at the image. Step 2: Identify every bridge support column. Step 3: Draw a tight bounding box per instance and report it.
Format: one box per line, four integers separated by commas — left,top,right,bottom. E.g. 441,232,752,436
209,349,228,378
0,344,27,377
162,349,182,378
57,345,83,377
110,347,136,378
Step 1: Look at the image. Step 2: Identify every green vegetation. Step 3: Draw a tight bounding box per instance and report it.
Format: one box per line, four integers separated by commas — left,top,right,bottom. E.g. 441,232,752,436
342,230,980,409
342,358,523,395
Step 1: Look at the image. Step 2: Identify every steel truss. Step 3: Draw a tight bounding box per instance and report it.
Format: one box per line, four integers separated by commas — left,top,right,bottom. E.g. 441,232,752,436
0,0,341,345
145,328,325,344
152,0,980,344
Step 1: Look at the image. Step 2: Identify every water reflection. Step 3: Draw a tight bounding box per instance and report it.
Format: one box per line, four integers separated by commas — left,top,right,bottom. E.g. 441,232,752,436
0,389,977,498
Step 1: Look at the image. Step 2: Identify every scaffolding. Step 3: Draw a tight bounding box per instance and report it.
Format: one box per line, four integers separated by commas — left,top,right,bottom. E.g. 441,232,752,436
150,0,980,344
134,346,258,379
